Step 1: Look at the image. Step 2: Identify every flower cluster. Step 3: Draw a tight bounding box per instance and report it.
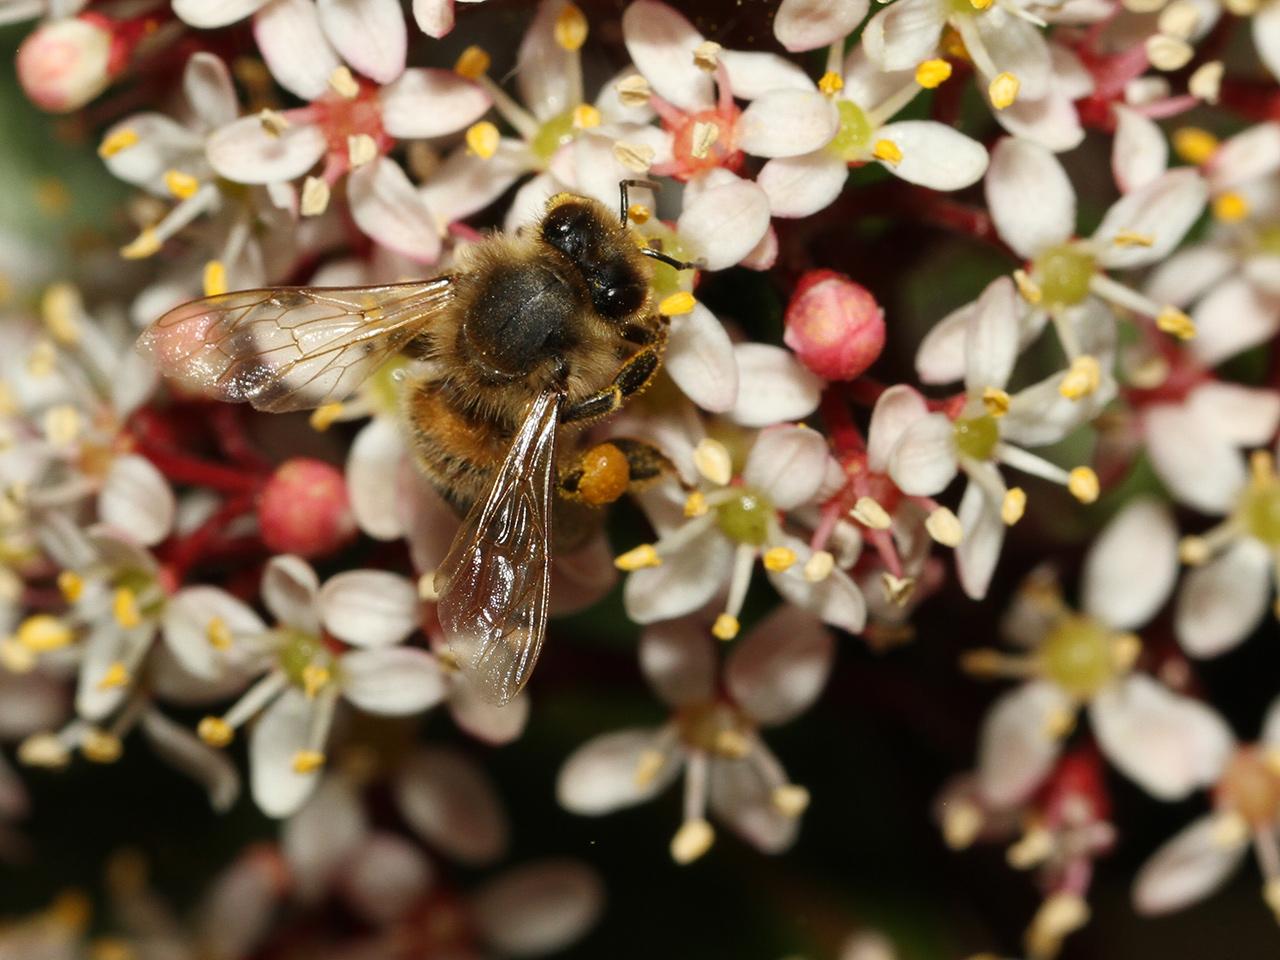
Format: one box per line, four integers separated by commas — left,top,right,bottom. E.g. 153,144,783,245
2,0,1280,955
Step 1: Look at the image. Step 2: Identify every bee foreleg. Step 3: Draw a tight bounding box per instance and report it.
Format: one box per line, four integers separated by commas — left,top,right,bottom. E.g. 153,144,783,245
558,438,673,506
560,343,662,424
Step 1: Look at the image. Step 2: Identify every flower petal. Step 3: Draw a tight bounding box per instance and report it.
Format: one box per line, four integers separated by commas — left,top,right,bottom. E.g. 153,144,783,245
639,618,717,707
719,50,816,98
708,748,799,853
985,137,1075,259
98,454,175,547
207,114,327,184
737,89,839,158
140,708,241,812
955,471,1005,600
174,0,266,28
250,688,320,818
1187,381,1280,447
977,680,1071,807
964,275,1018,392
889,413,957,496
729,343,822,427
380,69,490,139
283,775,367,902
556,729,682,813
1133,814,1248,915
769,536,866,633
1175,538,1272,658
347,418,408,541
412,0,454,37
726,605,833,726
774,0,869,51
184,51,238,129
162,585,266,681
394,747,508,865
861,0,946,71
742,425,831,510
1082,497,1178,630
341,647,448,714
316,0,406,84
471,860,604,958
1112,105,1168,193
515,0,576,122
624,525,734,623
675,177,771,271
342,832,433,925
876,121,989,191
1207,122,1280,191
867,384,929,472
320,569,420,647
1190,276,1280,367
263,555,321,633
1093,169,1208,270
622,0,712,111
449,681,531,745
1144,244,1236,308
254,0,341,101
664,301,738,412
348,158,442,263
757,152,848,219
1144,403,1247,513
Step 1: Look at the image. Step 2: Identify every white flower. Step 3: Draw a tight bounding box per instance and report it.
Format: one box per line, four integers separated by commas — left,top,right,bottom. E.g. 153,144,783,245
557,607,833,862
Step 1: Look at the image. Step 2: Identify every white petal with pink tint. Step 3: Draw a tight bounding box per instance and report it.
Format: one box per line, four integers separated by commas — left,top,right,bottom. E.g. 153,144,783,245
1133,813,1248,915
775,0,869,51
174,0,267,28
977,680,1071,807
207,114,327,184
412,0,453,37
340,647,447,714
757,152,848,218
877,121,989,191
1144,403,1246,513
729,343,822,427
916,300,973,385
516,0,575,122
737,90,839,158
622,0,712,111
769,538,867,634
1145,245,1236,307
1175,538,1272,658
343,832,432,925
98,454,175,546
975,12,1050,99
283,775,367,902
985,137,1075,259
347,418,408,540
861,0,946,71
1187,381,1280,446
676,177,771,271
719,50,815,98
263,555,321,632
964,275,1018,392
449,682,530,745
316,0,406,84
889,413,958,496
624,525,734,622
994,88,1085,154
1091,674,1234,800
956,472,1004,600
472,860,604,958
380,69,491,138
1094,169,1208,270
1112,106,1168,193
639,619,717,708
185,52,238,129
727,605,833,726
394,747,508,865
709,749,799,853
140,709,241,812
664,301,738,413
1245,253,1280,297
163,586,266,680
254,0,341,101
320,568,420,647
1207,122,1280,191
250,688,319,817
1082,497,1177,631
348,158,442,264
867,384,929,471
418,141,528,227
101,114,200,193
1191,277,1280,366
1255,3,1280,81
557,729,682,813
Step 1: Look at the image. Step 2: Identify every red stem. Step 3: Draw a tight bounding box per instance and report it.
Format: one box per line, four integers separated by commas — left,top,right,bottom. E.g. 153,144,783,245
162,494,257,579
137,442,261,495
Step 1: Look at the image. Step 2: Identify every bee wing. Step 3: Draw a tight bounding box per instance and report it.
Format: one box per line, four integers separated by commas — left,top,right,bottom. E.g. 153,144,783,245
435,390,561,706
136,279,454,412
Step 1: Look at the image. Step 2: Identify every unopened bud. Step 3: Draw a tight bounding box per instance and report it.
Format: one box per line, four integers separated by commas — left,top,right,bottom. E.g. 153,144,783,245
783,270,885,380
17,16,115,113
258,458,356,559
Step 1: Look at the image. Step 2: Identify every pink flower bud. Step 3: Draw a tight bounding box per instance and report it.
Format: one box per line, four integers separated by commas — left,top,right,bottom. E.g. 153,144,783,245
17,16,116,113
258,459,356,559
783,270,885,381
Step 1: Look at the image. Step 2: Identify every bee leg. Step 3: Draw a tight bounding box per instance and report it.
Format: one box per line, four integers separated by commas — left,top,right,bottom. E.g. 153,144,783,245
559,438,673,506
560,342,662,424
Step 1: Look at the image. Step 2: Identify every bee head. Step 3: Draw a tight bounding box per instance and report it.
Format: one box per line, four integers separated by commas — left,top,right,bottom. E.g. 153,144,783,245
541,197,648,322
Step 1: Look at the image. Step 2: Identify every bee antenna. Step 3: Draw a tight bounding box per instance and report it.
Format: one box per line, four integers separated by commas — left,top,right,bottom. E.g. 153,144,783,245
640,246,700,272
619,178,662,226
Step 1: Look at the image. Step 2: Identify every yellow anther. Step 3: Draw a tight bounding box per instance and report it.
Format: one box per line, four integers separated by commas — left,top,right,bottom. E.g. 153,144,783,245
633,748,666,787
613,140,656,173
572,103,601,130
206,617,232,650
693,438,732,485
1252,448,1275,481
1146,34,1193,71
762,546,797,572
0,638,35,674
882,572,916,607
465,121,500,159
309,402,346,431
1172,126,1219,165
1068,466,1100,504
300,176,330,216
616,74,652,108
554,2,588,51
112,587,142,629
771,784,811,817
1044,706,1078,738
453,45,491,80
17,615,73,653
57,570,84,602
1059,355,1102,400
818,71,844,95
120,228,161,260
347,133,378,167
1213,191,1250,223
626,203,651,224
20,732,72,768
96,661,131,691
982,386,1010,416
615,543,662,571
292,750,327,774
715,727,751,757
684,490,708,517
670,818,715,864
302,663,332,699
926,506,963,547
969,0,994,9
872,139,903,165
1179,535,1211,565
35,178,69,216
915,58,953,88
693,40,722,71
258,108,290,135
1112,229,1154,247
43,405,82,445
41,283,81,345
202,260,227,297
942,800,983,849
852,495,893,530
1156,305,1197,340
988,72,1020,110
1211,810,1249,847
1002,487,1027,525
1026,894,1090,960
328,65,359,98
689,120,720,159
796,550,832,584
1190,60,1223,103
81,729,123,764
711,613,740,640
1007,825,1054,869
1266,878,1280,919
1013,269,1043,304
163,169,200,200
98,127,139,158
1111,631,1142,671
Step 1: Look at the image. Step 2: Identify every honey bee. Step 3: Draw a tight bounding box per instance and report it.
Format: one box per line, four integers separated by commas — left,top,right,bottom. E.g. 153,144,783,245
138,180,696,706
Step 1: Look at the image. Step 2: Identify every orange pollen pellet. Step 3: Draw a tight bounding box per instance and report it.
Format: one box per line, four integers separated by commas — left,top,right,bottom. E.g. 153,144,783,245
577,443,630,505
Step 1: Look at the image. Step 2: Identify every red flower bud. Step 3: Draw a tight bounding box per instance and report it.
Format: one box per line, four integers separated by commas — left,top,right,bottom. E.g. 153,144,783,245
258,459,356,559
17,16,115,113
783,270,885,381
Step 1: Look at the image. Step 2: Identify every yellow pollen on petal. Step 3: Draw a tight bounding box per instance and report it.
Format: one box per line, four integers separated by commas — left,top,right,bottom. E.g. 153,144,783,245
112,587,142,629
872,139,903,166
1179,534,1210,565
616,73,652,108
615,544,661,571
1172,126,1219,165
202,260,227,297
1013,269,1043,304
1059,354,1102,400
762,546,797,572
772,784,811,817
302,663,332,699
712,613,740,641
671,818,715,864
1068,466,1100,504
98,128,139,158
163,169,199,200
804,550,834,582
1002,487,1027,525
328,66,359,99
659,291,696,317
818,71,844,96
81,729,123,764
57,570,84,602
982,386,1010,417
626,203,651,224
572,104,601,130
693,438,733,486
120,228,161,260
17,615,73,653
309,401,346,431
465,121,500,160
43,405,82,445
96,661,131,691
926,506,963,547
852,496,892,530
41,283,81,345
1213,191,1250,223
1112,229,1154,247
988,72,1020,110
554,2,588,51
915,59,953,89
453,45,491,80
300,176,330,217
292,750,327,774
1156,305,1197,340
693,40,722,72
633,748,666,787
683,490,708,517
206,617,232,650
